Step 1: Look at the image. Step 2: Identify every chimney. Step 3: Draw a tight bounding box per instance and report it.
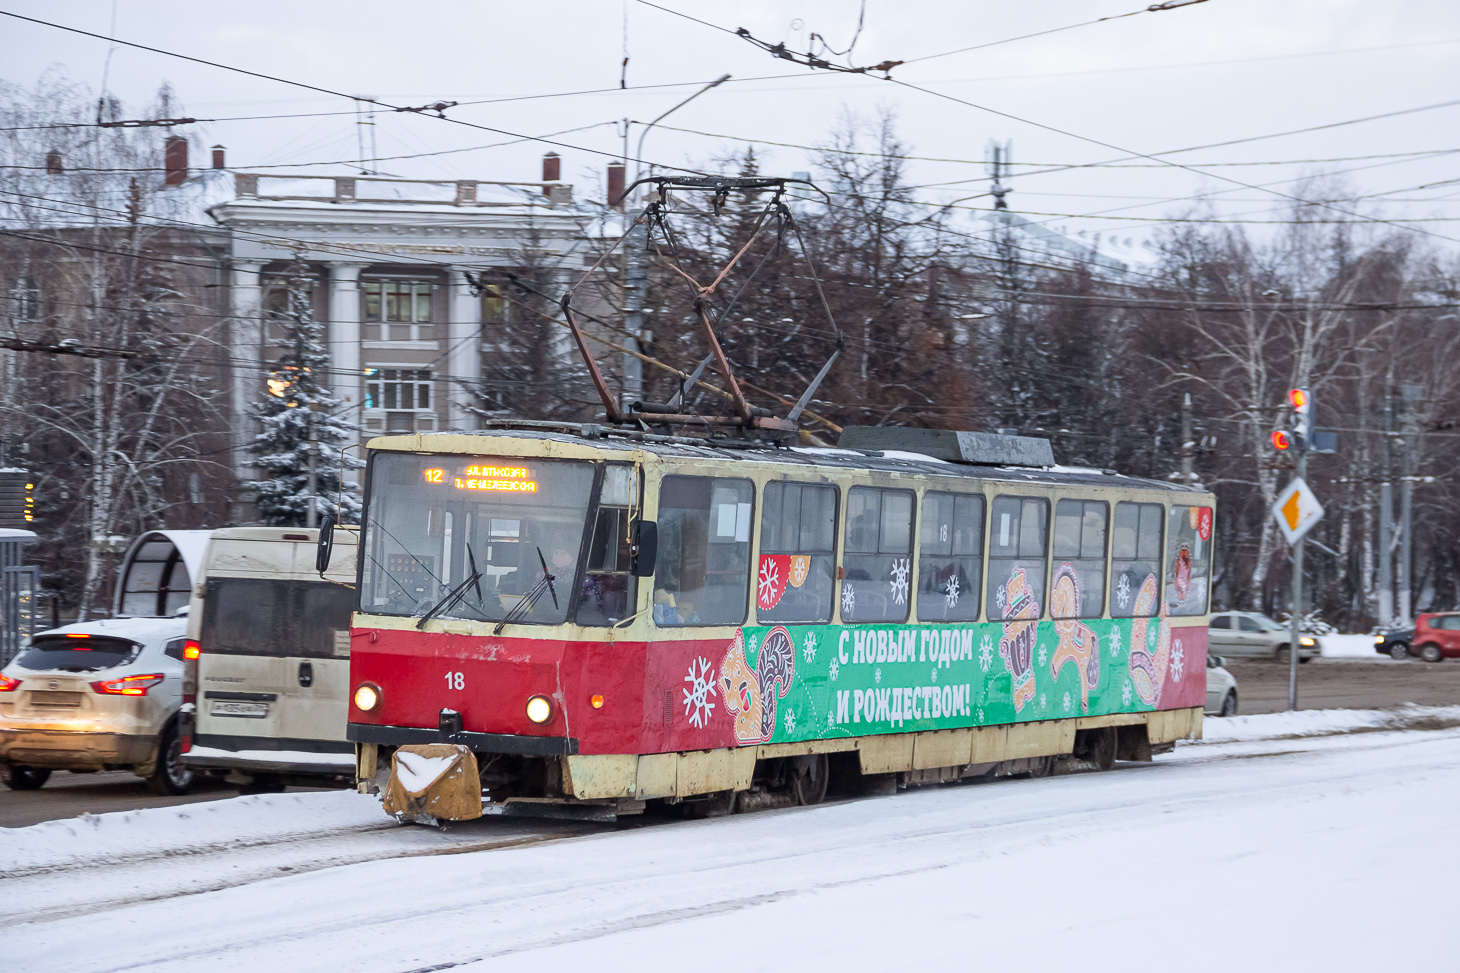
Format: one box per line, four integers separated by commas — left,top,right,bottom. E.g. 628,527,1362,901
211,145,226,169
164,135,188,187
606,162,625,212
541,152,560,196
45,150,64,175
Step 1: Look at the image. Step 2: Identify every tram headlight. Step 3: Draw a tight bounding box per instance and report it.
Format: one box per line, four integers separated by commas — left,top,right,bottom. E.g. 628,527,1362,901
525,695,553,724
353,683,381,712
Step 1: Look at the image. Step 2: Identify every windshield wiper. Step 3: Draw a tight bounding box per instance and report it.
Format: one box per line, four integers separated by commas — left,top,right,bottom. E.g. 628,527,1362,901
493,547,558,635
416,546,485,630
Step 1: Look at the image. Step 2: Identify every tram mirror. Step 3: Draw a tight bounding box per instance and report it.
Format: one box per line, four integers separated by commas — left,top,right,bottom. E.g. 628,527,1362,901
316,512,336,574
630,519,658,577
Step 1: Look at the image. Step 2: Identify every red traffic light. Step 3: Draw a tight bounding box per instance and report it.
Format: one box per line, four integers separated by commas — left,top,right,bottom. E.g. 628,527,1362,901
1272,430,1293,451
1288,388,1309,410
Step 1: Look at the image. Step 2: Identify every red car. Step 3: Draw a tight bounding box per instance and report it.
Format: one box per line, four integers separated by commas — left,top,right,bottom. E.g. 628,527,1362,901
1406,613,1460,663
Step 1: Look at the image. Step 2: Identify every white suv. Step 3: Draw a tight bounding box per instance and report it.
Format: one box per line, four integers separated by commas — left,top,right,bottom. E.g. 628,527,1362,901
0,615,194,793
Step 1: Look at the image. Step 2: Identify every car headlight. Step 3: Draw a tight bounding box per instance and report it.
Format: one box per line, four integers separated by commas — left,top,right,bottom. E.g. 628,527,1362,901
525,695,553,724
1300,636,1316,647
353,683,381,712
1374,635,1386,645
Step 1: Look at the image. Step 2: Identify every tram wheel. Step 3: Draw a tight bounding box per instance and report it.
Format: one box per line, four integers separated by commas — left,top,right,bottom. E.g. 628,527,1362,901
790,754,829,806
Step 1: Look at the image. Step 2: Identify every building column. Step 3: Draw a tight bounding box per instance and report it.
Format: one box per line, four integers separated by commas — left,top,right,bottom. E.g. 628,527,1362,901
327,263,366,464
229,262,263,482
447,267,482,430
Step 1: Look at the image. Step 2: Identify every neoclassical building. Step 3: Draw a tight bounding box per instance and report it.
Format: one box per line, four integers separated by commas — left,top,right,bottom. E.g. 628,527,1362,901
208,158,614,487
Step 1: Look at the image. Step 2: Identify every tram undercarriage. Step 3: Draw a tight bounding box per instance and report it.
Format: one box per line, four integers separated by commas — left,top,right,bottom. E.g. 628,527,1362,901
358,707,1201,822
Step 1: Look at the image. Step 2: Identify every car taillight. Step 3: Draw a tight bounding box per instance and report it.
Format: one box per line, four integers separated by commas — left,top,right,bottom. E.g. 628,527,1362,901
0,674,21,692
92,673,165,696
183,639,201,661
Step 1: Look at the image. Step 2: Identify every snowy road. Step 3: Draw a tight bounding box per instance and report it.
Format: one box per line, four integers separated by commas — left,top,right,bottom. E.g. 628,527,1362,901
8,710,1460,973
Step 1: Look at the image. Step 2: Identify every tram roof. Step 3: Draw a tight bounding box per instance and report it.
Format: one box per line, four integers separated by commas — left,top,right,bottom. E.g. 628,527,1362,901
371,429,1210,497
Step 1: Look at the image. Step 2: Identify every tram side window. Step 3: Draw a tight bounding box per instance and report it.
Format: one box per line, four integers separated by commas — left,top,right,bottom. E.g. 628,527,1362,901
576,465,638,626
917,491,984,622
1052,499,1108,619
757,481,838,624
1111,501,1164,618
987,496,1049,621
654,475,753,626
842,486,915,623
1166,504,1214,616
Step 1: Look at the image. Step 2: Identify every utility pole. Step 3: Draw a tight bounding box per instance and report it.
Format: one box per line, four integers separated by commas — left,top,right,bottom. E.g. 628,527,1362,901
621,75,730,411
1180,392,1195,485
1397,381,1423,623
1378,385,1394,626
1289,444,1307,710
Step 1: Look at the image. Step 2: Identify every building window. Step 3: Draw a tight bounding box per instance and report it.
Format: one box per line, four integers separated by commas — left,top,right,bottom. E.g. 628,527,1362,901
364,368,432,411
363,279,433,341
8,278,39,323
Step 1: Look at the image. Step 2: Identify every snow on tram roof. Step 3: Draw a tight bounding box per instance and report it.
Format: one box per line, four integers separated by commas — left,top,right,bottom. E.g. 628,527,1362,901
377,429,1208,495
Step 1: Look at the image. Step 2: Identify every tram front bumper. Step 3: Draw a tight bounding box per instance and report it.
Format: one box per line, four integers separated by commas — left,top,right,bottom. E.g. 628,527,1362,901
347,721,578,757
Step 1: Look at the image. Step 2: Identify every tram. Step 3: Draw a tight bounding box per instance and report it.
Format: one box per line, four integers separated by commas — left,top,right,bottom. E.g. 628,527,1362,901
342,423,1214,818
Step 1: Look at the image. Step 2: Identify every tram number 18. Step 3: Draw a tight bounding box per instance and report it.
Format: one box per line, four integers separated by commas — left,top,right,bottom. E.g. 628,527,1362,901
444,671,465,690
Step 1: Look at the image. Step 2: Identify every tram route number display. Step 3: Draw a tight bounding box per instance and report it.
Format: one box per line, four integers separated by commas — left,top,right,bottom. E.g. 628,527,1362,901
698,611,1207,748
421,466,539,493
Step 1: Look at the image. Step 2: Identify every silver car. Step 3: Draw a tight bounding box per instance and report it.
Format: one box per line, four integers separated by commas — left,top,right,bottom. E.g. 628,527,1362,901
1208,611,1320,663
1205,654,1238,716
0,616,193,793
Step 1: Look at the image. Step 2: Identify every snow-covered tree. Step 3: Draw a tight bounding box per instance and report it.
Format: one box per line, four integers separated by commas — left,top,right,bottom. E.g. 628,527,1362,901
248,259,361,526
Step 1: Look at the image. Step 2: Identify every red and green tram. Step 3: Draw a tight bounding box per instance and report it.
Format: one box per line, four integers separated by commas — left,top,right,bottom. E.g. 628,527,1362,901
345,425,1214,816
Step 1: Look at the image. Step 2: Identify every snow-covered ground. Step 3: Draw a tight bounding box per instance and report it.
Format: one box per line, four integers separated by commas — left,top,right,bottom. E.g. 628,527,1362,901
7,708,1459,972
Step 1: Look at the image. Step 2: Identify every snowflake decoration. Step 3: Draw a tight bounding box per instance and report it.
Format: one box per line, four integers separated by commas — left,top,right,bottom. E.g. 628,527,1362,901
1037,646,1048,667
1062,691,1072,712
1147,625,1159,650
1039,692,1048,710
944,574,960,608
681,657,717,728
931,668,939,683
783,708,797,735
875,667,882,684
757,559,780,606
827,709,836,728
889,558,911,606
1122,681,1132,706
995,585,1007,614
802,631,818,664
1108,626,1123,658
1170,639,1185,682
976,707,985,723
747,634,759,657
841,583,856,618
1115,574,1131,610
829,659,840,682
979,634,994,671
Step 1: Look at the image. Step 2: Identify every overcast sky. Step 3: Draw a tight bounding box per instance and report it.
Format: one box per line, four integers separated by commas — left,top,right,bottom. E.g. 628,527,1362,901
3,0,1458,253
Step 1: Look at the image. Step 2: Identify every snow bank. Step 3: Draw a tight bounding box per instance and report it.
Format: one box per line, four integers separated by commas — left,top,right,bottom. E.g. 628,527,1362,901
1195,703,1460,745
0,789,392,874
1321,633,1388,658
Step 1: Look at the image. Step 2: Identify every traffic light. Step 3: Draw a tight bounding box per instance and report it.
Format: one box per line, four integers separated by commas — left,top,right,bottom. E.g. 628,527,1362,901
1271,430,1293,451
0,470,33,527
1289,387,1312,444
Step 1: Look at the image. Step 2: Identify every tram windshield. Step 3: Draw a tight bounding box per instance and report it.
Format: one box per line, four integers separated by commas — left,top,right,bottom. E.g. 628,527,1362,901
360,451,596,625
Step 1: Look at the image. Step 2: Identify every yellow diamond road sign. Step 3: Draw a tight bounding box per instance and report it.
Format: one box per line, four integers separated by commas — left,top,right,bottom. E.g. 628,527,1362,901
1272,477,1324,545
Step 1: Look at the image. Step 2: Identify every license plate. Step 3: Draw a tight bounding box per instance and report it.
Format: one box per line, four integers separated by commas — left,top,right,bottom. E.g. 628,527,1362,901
30,691,82,707
210,700,269,718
